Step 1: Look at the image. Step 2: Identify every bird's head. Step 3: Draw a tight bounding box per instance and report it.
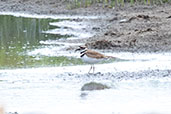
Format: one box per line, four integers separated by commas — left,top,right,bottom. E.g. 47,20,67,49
75,46,87,52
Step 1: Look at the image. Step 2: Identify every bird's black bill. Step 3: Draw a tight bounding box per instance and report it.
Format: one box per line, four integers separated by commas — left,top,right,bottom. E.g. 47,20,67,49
75,48,81,52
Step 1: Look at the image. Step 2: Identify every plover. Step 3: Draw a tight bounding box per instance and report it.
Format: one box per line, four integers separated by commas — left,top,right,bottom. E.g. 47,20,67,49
75,46,115,73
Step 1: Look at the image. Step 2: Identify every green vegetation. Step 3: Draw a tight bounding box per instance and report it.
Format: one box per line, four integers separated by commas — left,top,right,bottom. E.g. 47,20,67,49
68,0,171,8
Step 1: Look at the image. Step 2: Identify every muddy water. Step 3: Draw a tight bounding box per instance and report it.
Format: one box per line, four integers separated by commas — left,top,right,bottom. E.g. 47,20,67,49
0,14,171,114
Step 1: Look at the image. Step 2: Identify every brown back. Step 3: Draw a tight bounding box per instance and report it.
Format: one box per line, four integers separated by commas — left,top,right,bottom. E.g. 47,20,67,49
85,49,106,59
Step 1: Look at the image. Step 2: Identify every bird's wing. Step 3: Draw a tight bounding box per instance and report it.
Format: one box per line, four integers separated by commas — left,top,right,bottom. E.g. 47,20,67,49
85,50,106,59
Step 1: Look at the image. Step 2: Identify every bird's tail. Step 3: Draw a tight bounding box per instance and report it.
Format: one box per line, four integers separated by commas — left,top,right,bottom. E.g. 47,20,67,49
105,56,117,59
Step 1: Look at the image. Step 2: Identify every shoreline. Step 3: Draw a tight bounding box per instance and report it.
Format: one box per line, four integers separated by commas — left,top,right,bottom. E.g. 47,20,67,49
0,1,171,52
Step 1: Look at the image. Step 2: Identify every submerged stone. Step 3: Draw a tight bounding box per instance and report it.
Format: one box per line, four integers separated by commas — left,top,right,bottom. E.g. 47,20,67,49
81,82,110,91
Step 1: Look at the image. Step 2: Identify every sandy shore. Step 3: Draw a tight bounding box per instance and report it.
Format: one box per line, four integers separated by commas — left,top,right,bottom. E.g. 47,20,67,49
0,0,171,52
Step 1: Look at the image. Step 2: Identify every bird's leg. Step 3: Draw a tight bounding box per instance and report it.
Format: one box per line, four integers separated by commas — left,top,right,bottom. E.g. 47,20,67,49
93,65,95,74
88,65,93,74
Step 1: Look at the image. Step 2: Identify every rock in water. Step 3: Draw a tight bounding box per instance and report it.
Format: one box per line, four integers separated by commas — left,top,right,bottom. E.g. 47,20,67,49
81,82,110,91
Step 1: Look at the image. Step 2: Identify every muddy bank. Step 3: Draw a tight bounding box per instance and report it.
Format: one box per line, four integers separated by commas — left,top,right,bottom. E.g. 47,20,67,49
86,4,171,52
0,0,171,52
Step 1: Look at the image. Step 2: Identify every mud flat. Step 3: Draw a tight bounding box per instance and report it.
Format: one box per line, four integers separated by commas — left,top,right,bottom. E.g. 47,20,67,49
0,0,171,52
86,5,171,52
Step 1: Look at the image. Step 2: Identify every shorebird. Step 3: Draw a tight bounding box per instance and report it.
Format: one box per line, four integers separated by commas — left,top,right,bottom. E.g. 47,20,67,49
75,46,115,73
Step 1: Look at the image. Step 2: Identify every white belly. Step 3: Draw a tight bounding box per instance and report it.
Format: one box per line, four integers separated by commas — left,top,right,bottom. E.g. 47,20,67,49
81,55,103,64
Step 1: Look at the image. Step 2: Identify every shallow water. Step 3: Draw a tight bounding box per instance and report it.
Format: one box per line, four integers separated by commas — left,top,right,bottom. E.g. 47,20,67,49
0,13,171,114
0,14,93,69
1,60,171,114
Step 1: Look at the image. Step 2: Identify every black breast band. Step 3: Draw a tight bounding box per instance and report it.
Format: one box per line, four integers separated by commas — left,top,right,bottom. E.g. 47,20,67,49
81,53,85,57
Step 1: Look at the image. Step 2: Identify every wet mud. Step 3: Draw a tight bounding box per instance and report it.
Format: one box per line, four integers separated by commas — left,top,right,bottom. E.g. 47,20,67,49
0,1,171,52
86,6,171,52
